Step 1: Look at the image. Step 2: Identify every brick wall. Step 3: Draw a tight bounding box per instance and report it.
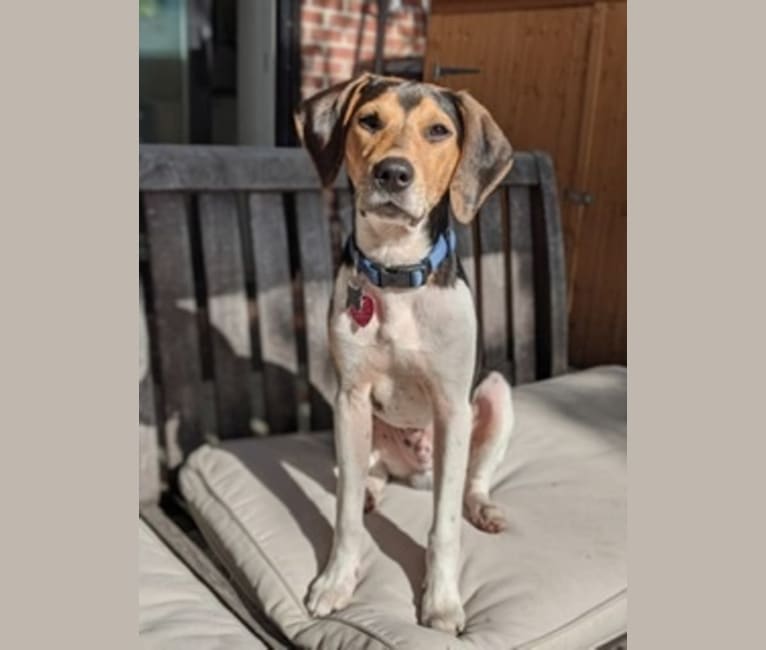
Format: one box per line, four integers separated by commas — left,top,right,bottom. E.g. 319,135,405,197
300,0,428,99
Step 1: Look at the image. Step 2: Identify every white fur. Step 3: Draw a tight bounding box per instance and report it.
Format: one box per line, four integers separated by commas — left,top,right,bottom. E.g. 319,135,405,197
306,206,514,634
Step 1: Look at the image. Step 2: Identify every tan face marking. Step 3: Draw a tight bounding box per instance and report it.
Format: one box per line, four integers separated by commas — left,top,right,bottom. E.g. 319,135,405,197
344,88,461,218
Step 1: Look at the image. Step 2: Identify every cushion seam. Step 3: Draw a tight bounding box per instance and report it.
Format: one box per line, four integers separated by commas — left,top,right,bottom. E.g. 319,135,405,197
184,461,308,615
188,507,295,645
296,616,395,650
515,588,627,650
185,454,399,649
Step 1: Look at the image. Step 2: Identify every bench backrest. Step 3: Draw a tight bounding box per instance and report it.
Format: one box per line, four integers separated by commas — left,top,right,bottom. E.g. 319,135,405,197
139,145,567,503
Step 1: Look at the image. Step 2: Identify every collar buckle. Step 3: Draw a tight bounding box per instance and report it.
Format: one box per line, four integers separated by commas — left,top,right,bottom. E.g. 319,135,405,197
377,264,423,288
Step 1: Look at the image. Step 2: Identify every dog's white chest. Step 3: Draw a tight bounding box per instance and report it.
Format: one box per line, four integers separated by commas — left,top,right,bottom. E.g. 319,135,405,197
330,268,477,429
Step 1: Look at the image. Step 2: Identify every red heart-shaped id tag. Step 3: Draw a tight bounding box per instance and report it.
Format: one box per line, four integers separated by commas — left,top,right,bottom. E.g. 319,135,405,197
349,294,374,327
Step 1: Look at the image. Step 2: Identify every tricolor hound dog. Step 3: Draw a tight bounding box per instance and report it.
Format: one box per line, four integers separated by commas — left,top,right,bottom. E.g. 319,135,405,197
295,73,515,635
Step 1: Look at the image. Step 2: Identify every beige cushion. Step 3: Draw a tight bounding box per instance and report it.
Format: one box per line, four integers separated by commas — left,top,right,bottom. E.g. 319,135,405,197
179,366,627,649
138,519,265,649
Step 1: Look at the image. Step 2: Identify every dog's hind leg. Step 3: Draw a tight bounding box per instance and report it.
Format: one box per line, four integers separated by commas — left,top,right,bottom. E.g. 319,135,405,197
464,371,514,533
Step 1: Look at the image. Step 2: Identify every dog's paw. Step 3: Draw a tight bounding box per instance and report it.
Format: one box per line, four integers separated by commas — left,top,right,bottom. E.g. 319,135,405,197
420,579,465,635
306,565,358,617
465,493,508,533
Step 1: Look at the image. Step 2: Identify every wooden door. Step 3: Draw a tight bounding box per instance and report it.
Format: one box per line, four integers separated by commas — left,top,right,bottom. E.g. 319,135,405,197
424,0,626,367
566,1,626,366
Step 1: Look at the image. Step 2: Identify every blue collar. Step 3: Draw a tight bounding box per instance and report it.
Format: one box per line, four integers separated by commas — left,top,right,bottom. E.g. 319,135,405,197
345,228,457,289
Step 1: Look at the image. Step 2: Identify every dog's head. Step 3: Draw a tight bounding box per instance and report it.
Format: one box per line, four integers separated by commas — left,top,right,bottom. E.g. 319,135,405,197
294,74,513,225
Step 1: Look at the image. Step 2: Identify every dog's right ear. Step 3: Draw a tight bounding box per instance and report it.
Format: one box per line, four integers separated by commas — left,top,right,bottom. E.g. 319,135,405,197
294,74,372,187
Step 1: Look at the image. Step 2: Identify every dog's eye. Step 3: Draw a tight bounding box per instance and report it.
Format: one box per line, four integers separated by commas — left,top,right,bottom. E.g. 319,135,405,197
426,123,451,141
358,113,383,133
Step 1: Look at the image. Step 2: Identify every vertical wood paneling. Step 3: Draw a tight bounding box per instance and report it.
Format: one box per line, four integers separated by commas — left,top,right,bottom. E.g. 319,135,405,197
478,190,510,376
508,185,537,384
565,1,608,299
426,0,627,367
425,4,591,224
569,0,626,366
144,193,207,467
295,191,336,430
198,192,253,439
249,192,300,433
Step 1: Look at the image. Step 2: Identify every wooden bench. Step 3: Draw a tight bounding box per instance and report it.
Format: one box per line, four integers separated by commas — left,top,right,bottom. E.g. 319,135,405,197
139,144,570,645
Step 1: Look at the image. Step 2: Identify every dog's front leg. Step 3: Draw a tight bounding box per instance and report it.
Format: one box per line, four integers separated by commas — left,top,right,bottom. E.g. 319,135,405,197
306,385,372,617
420,397,472,634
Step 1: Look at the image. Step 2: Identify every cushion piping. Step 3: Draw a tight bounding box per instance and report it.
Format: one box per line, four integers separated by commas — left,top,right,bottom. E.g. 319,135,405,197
188,505,296,646
183,460,308,613
186,452,625,649
297,615,395,650
183,454,397,649
515,588,627,650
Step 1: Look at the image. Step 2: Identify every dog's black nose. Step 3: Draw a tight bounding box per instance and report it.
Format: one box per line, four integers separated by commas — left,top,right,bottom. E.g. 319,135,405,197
373,157,414,193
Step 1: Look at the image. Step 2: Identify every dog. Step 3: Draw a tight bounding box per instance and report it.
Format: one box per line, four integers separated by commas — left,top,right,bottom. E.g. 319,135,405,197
294,73,515,635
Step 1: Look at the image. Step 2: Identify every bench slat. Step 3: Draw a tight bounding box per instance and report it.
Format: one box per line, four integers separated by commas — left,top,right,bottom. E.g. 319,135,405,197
336,189,354,241
478,190,511,377
335,188,354,274
455,222,477,294
198,193,253,439
144,193,207,467
295,191,336,430
508,185,538,384
139,146,539,191
249,192,299,433
140,146,346,191
139,284,161,504
531,152,568,378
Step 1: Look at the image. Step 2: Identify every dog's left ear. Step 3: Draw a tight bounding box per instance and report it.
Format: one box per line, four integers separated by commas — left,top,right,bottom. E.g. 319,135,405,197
449,91,514,224
294,74,372,187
